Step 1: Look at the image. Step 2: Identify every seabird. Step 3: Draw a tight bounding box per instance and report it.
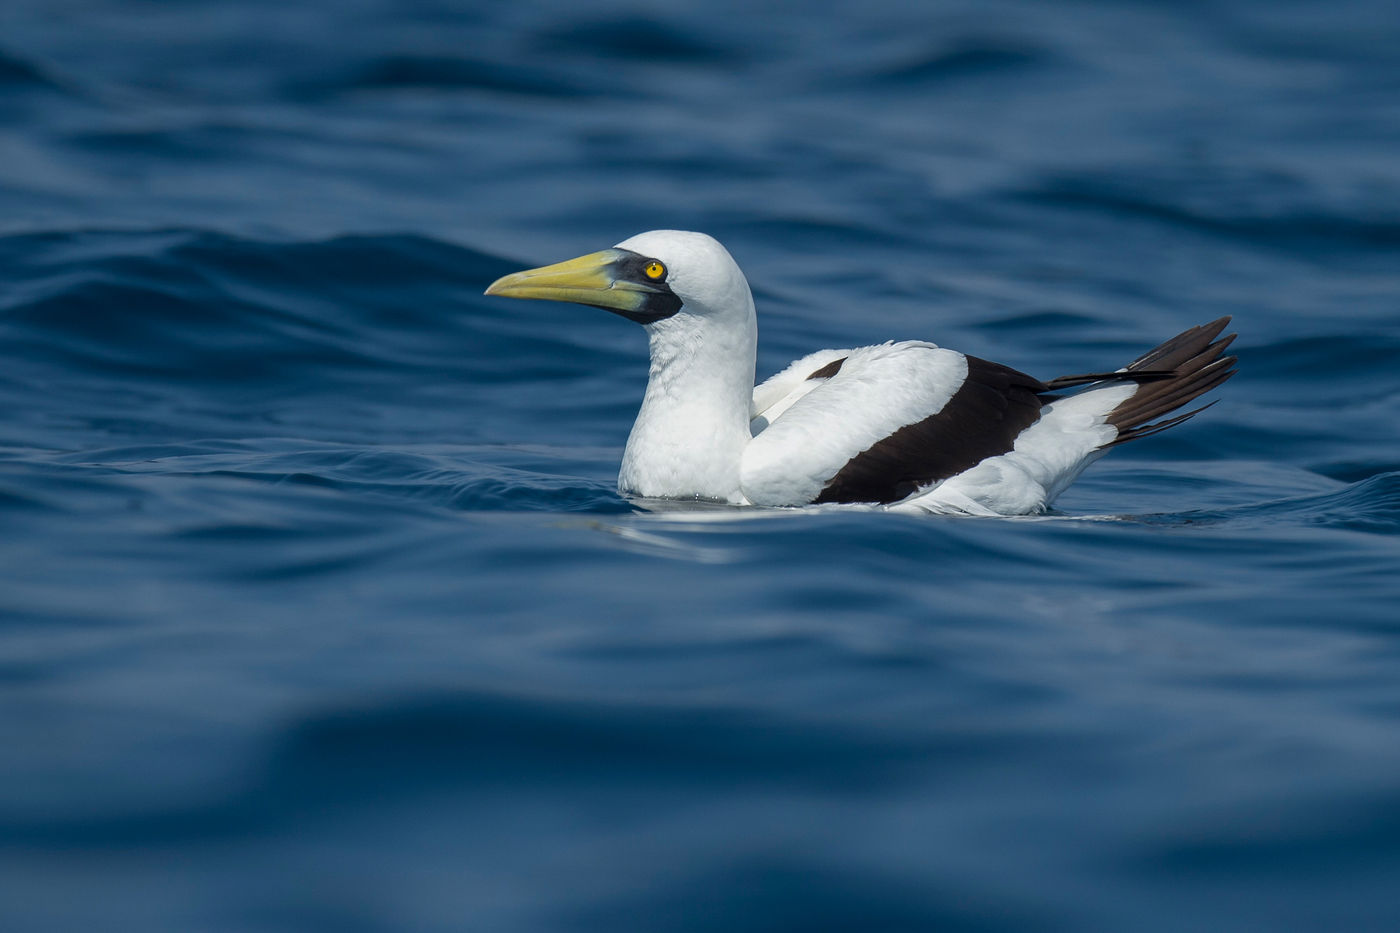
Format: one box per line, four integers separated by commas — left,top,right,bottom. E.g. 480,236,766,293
485,230,1236,515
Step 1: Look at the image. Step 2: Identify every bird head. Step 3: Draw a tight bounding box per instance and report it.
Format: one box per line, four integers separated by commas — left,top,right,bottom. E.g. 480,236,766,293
485,230,752,326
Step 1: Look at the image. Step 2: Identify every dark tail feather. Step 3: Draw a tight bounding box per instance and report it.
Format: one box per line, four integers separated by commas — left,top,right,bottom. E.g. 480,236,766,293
1096,316,1237,446
1044,369,1176,390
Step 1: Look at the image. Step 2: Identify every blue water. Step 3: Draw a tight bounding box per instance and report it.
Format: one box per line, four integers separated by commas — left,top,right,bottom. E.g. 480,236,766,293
3,1,1399,930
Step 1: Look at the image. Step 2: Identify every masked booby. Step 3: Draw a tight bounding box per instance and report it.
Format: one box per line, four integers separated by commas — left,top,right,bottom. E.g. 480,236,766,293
485,230,1236,515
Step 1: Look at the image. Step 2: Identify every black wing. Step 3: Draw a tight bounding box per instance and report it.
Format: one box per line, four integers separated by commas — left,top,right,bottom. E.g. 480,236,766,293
814,356,1050,504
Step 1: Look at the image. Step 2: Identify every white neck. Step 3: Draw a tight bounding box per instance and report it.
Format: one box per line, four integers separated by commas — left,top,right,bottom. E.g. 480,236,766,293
617,308,757,502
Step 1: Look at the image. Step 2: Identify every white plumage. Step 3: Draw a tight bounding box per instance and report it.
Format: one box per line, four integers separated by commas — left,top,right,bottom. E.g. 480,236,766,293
744,341,965,507
485,230,1236,515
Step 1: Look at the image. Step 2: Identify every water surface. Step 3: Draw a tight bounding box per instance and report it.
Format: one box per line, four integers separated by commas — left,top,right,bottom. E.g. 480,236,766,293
2,1,1399,930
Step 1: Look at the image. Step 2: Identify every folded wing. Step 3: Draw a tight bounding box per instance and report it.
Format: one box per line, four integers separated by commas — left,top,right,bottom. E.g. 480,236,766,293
742,341,1044,505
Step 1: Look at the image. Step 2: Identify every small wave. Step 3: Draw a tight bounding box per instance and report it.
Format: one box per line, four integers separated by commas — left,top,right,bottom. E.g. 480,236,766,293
1291,472,1400,534
0,48,62,90
1248,334,1400,379
265,689,925,790
535,16,745,66
0,687,938,846
303,54,594,99
0,483,50,513
1134,787,1400,879
1143,471,1400,534
1312,460,1400,485
1013,172,1400,251
971,309,1103,334
46,439,625,517
60,123,276,163
859,38,1052,87
576,857,1028,933
0,228,548,384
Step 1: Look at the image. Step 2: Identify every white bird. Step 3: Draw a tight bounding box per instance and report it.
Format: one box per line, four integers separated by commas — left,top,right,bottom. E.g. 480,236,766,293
485,230,1236,515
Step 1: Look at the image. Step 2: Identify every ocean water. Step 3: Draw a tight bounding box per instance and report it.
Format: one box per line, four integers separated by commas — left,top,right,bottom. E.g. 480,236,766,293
2,0,1399,930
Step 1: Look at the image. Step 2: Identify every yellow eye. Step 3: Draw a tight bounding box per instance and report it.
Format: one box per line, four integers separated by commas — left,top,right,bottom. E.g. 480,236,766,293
644,261,665,280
